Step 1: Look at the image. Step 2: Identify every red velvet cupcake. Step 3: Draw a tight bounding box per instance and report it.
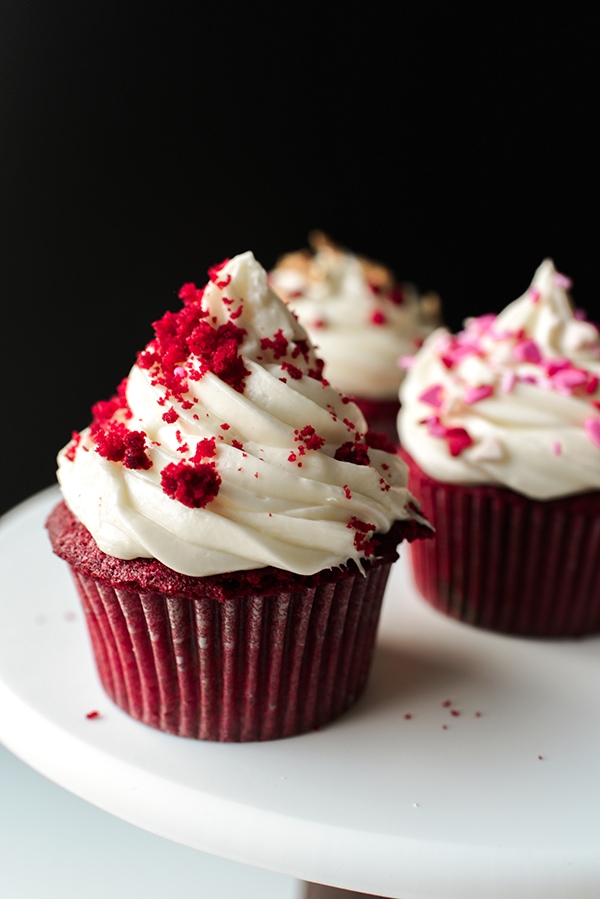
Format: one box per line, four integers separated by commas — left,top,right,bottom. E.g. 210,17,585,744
398,259,600,638
269,231,442,444
47,251,431,740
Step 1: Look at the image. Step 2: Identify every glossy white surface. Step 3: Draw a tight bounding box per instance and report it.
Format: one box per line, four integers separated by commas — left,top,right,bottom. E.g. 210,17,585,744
2,487,600,899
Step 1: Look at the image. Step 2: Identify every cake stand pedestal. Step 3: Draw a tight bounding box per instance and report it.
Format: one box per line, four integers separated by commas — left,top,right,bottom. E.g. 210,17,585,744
2,487,600,899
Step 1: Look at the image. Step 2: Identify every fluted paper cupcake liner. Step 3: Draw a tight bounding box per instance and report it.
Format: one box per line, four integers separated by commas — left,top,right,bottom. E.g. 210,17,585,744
68,561,391,741
402,450,600,637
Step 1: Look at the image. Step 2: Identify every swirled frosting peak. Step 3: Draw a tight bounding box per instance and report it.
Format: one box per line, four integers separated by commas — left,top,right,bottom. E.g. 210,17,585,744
269,232,441,400
398,259,600,500
58,251,428,576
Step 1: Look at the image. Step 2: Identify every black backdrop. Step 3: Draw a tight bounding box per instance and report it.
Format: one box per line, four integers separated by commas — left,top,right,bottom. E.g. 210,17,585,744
2,3,599,516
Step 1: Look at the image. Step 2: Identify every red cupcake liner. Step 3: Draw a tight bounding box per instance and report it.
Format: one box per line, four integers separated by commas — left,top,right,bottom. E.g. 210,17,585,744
67,560,392,741
401,449,600,637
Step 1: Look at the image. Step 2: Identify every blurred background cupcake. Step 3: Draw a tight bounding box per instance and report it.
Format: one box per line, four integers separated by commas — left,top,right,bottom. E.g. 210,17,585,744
398,258,600,637
270,231,442,444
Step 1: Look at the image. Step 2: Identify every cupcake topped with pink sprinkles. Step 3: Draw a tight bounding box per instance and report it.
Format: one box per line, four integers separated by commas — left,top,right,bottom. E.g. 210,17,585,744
398,259,600,499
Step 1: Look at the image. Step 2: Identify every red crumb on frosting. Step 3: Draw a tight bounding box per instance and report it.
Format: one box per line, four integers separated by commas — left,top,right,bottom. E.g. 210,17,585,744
188,320,250,392
94,422,153,470
207,258,231,289
348,518,377,555
191,436,217,462
294,425,325,451
334,440,371,466
371,310,386,326
161,459,221,509
343,484,352,499
260,329,290,359
86,710,101,720
65,431,82,461
281,361,303,380
162,407,179,424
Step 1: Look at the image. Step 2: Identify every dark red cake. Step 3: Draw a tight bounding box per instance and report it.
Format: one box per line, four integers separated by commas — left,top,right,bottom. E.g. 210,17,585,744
47,500,424,741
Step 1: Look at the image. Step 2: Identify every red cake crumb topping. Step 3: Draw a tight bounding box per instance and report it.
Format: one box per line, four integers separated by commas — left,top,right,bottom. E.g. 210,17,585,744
281,361,303,380
94,422,153,470
348,517,377,555
260,328,290,359
161,459,221,508
162,407,179,424
207,258,231,289
191,437,217,461
294,425,325,451
334,440,371,466
65,431,82,461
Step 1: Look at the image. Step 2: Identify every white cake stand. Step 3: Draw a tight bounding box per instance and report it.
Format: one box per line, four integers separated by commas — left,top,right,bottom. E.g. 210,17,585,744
1,487,600,899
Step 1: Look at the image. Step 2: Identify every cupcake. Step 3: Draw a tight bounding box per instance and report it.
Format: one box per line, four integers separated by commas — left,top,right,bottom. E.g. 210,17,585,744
270,231,441,443
398,258,600,637
47,251,431,741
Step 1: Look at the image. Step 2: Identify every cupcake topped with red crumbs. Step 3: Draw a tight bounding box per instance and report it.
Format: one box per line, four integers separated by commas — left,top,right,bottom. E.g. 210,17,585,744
270,231,441,442
398,258,600,636
48,251,431,740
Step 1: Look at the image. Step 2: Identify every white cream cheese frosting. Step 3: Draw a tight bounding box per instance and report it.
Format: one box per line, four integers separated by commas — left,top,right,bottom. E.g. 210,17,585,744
57,251,428,576
269,233,440,400
398,259,600,500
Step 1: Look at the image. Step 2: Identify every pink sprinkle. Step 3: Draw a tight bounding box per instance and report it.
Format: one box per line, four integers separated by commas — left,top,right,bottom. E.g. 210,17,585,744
173,366,186,378
423,415,450,437
500,371,516,394
418,384,445,409
470,313,497,333
447,427,473,457
553,272,572,289
463,384,494,405
528,287,541,303
552,367,588,393
544,357,570,376
398,354,415,369
584,417,600,448
552,441,562,456
513,338,542,365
